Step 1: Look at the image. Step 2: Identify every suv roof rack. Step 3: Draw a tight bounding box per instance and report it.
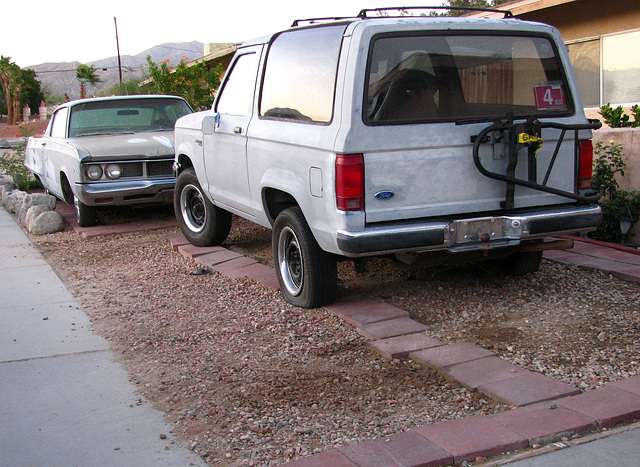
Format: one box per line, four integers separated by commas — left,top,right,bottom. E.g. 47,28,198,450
292,6,513,26
358,6,514,19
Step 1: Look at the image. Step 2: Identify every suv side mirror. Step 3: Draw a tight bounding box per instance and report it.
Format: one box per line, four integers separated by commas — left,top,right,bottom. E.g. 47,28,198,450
202,114,219,135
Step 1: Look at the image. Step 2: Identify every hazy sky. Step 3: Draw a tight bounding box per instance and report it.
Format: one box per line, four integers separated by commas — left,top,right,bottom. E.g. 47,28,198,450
3,1,448,68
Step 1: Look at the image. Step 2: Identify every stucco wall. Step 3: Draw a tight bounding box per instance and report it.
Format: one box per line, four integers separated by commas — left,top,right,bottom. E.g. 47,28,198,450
592,127,640,192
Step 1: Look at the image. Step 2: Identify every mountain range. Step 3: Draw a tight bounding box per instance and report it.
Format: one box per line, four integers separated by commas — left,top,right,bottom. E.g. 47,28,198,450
29,41,206,101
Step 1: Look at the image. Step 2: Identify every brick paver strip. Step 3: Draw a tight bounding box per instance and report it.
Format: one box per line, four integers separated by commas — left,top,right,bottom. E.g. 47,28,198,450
338,430,453,467
478,372,580,407
178,244,225,259
414,415,528,464
284,449,357,466
369,333,444,360
489,401,597,446
213,256,259,278
608,375,640,395
325,295,409,327
195,249,243,266
612,268,640,283
410,342,495,369
169,235,190,250
441,356,529,389
233,262,281,291
556,386,640,428
356,318,429,340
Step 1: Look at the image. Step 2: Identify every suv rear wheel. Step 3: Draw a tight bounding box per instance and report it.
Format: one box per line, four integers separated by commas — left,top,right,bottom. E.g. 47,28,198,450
273,207,337,308
174,168,232,246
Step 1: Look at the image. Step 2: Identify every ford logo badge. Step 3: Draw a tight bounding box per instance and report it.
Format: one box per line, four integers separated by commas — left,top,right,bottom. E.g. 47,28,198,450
374,191,395,200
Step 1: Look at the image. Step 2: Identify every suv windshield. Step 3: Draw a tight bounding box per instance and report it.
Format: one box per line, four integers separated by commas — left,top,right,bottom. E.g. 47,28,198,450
68,98,193,137
365,34,571,124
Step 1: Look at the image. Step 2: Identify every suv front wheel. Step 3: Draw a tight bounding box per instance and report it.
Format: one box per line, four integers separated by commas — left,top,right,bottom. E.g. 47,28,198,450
273,207,337,308
174,168,232,246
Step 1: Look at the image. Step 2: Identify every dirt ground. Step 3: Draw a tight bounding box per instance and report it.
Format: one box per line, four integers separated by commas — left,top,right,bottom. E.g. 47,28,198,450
0,120,49,139
25,205,640,465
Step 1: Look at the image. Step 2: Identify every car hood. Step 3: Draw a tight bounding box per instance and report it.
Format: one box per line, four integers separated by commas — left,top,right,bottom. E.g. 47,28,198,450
69,131,175,161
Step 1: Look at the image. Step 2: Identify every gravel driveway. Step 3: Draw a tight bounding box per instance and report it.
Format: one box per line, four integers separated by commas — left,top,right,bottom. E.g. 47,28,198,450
29,206,640,465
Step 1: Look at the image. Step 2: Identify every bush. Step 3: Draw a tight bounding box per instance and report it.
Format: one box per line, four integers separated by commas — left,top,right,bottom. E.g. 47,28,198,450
0,126,40,191
590,141,639,243
599,103,640,128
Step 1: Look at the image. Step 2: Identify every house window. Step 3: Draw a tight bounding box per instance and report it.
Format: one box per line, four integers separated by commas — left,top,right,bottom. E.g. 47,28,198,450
567,29,640,108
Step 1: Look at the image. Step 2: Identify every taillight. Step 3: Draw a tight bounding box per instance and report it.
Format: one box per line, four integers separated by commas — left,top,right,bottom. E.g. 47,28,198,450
578,140,594,190
335,154,364,211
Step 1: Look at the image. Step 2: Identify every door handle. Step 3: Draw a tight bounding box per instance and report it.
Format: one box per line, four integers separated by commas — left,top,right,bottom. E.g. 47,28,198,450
234,126,243,134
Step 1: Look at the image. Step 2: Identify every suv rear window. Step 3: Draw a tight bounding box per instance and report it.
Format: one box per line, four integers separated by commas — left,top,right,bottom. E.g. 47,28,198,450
260,25,346,124
365,33,571,125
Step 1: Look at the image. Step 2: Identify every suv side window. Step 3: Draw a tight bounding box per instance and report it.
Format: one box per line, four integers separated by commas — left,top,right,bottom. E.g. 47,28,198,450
216,52,260,116
260,25,346,124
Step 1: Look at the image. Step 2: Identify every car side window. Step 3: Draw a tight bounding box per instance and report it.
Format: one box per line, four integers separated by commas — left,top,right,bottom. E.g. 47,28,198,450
216,52,260,116
260,25,346,124
50,107,69,138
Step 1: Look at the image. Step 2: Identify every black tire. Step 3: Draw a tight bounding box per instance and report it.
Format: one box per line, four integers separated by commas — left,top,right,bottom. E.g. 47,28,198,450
74,196,96,227
174,168,231,247
504,250,543,276
272,207,337,308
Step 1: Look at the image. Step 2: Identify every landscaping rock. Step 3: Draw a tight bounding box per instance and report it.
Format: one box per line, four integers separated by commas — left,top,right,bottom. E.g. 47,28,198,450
0,177,16,202
28,210,65,235
4,189,26,214
24,193,57,211
25,205,51,230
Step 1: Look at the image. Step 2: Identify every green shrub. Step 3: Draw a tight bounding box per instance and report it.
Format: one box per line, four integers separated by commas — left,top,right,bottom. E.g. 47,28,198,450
599,103,640,128
590,141,639,243
0,126,40,191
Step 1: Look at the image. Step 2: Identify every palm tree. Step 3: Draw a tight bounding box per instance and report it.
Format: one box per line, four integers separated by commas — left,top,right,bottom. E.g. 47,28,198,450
0,56,20,124
76,64,102,99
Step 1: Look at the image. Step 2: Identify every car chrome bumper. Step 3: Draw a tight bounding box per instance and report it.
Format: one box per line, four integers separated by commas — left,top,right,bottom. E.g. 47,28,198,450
75,178,175,206
336,204,602,256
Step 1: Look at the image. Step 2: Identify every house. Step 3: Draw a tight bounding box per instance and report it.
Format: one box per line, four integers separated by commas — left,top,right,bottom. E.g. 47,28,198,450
469,0,640,118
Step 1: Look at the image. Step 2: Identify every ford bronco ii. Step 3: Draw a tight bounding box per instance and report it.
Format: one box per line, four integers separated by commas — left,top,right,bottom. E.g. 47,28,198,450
173,7,601,308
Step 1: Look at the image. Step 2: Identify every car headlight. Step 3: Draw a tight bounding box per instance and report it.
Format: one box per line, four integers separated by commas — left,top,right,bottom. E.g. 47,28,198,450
85,165,103,181
105,164,122,179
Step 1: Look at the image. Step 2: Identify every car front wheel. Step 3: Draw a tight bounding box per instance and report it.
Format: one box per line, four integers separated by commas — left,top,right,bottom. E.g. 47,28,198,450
273,207,337,308
74,196,96,227
174,168,231,246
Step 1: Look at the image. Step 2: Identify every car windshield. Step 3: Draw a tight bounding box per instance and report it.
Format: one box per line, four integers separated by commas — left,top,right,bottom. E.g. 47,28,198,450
365,34,571,124
67,98,192,137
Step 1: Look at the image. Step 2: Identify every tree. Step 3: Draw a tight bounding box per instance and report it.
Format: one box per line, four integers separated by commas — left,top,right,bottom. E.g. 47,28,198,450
76,64,102,99
442,0,512,15
20,68,45,114
0,56,21,124
146,56,222,111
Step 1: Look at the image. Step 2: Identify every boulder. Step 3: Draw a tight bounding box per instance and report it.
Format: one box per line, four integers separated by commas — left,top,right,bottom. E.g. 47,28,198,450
28,210,65,235
0,177,16,202
26,205,51,230
24,193,57,211
4,190,26,214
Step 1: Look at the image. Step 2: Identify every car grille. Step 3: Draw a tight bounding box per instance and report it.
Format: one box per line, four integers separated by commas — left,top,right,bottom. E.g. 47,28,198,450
119,159,173,179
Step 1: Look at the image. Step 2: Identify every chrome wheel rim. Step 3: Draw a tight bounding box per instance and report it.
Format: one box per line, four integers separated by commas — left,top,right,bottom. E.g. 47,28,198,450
180,184,206,233
277,226,303,296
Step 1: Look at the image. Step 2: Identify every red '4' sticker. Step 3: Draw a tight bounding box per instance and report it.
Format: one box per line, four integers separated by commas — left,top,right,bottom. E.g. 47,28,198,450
534,84,567,110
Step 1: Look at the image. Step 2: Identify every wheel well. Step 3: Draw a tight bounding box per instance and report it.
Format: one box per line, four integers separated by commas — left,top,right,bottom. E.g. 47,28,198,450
263,188,298,225
60,172,74,204
176,154,194,175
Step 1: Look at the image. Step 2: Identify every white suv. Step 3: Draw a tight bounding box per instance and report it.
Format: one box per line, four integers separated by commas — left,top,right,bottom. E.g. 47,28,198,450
173,7,601,308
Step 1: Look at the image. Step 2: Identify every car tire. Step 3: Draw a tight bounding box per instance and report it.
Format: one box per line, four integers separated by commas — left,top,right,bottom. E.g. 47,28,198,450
174,168,232,247
74,196,96,227
273,207,337,308
504,250,543,276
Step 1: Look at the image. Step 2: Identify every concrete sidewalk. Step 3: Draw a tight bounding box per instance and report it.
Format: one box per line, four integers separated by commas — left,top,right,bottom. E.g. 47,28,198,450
0,208,204,466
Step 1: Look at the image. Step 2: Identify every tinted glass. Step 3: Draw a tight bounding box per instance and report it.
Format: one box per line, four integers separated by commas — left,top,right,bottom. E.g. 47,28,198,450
260,25,346,123
216,51,260,116
366,34,570,124
68,98,193,137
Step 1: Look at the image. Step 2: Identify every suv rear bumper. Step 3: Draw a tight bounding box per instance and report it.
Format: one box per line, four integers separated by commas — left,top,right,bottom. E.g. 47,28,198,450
336,204,601,256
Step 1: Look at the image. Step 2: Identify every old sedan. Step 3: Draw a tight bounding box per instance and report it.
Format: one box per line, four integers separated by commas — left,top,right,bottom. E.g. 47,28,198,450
25,95,193,226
